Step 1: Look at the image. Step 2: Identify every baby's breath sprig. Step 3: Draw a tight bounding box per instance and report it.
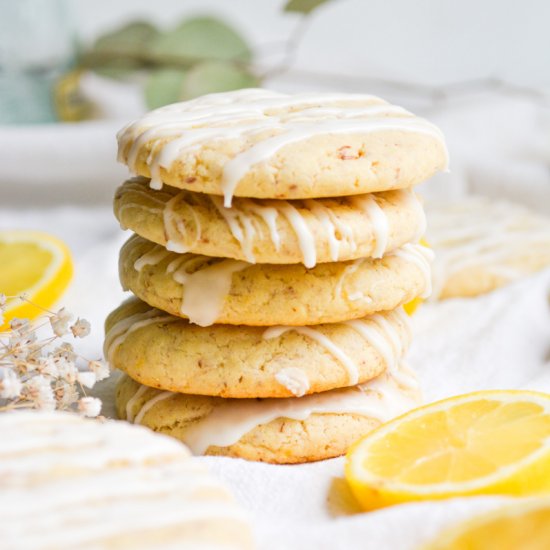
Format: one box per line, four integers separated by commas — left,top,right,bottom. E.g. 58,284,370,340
0,294,109,417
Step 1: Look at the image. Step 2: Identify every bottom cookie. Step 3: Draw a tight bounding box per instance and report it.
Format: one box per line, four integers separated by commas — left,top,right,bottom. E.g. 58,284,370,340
116,365,421,464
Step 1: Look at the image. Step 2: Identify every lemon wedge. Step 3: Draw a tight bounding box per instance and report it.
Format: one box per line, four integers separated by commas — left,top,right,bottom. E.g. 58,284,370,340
346,390,550,511
422,499,550,550
403,296,422,315
0,230,73,329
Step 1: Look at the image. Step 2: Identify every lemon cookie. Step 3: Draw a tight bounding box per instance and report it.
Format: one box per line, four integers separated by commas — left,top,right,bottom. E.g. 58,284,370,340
117,89,448,205
116,366,421,464
114,177,426,266
104,297,411,398
119,235,433,326
0,411,252,549
426,196,550,299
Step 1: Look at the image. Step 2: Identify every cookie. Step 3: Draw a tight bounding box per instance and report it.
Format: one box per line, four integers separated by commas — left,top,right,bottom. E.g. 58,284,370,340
114,177,426,266
116,365,421,464
104,297,411,398
118,235,433,326
426,196,550,299
0,411,252,549
117,89,448,205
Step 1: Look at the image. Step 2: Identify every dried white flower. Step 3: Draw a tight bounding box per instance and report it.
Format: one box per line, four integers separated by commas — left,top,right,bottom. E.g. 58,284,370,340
55,357,78,384
71,318,91,339
54,381,79,408
77,371,97,389
0,300,108,417
0,368,22,399
88,360,110,382
10,317,29,332
78,396,102,418
23,375,56,411
0,293,6,310
37,356,58,378
49,307,73,337
53,342,76,362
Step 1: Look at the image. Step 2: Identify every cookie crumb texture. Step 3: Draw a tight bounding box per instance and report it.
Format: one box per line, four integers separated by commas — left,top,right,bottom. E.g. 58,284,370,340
106,298,411,398
119,235,428,326
116,375,380,464
117,89,447,200
114,178,426,264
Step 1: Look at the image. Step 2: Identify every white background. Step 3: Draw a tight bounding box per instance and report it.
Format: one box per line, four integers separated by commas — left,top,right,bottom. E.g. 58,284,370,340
73,0,550,89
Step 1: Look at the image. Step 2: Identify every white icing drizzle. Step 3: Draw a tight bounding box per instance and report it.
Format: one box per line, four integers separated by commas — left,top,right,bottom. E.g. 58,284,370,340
134,391,174,425
390,360,421,391
0,412,249,549
263,309,409,386
277,202,317,268
344,310,409,377
117,202,163,219
210,196,260,263
163,191,201,253
125,385,148,422
402,188,427,242
303,199,341,261
334,258,368,302
169,256,248,327
212,195,340,266
181,367,419,455
351,195,389,258
389,243,434,298
425,196,550,299
391,306,413,342
133,243,171,272
220,117,445,207
122,178,426,269
275,367,311,397
121,178,172,204
247,201,281,251
115,178,170,228
263,325,360,385
118,89,448,206
104,308,177,364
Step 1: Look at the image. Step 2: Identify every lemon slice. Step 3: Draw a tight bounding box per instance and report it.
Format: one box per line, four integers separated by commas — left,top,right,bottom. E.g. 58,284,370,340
403,296,422,315
423,499,550,550
0,231,73,329
346,390,550,511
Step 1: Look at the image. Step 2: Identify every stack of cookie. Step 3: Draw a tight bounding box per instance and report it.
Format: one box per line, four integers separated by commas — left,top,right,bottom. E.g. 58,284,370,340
105,89,447,464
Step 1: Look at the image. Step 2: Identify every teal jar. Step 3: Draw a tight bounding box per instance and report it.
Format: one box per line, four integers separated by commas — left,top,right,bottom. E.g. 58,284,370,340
0,0,75,124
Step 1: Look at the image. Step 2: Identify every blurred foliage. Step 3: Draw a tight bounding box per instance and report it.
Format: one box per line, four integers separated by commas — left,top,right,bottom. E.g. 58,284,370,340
78,16,258,110
53,70,96,122
60,2,336,119
150,17,252,63
284,0,332,14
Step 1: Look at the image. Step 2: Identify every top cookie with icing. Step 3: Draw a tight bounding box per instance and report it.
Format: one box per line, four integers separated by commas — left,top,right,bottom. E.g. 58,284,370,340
117,89,448,205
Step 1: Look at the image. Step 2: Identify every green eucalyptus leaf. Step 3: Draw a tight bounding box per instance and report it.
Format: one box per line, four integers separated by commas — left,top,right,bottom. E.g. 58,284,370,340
93,21,160,55
284,0,333,14
87,21,160,79
181,61,259,100
145,69,187,109
92,59,144,80
151,17,251,64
